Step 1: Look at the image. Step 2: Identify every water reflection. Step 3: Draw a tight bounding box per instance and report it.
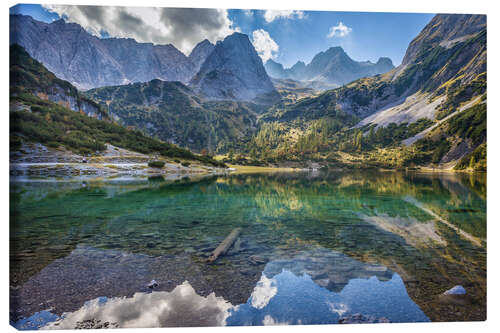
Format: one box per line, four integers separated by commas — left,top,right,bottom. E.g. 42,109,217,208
227,270,428,326
10,171,486,327
21,246,428,329
43,282,233,329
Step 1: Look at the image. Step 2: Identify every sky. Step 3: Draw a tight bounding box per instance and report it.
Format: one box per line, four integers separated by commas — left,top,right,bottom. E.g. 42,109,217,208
10,4,434,67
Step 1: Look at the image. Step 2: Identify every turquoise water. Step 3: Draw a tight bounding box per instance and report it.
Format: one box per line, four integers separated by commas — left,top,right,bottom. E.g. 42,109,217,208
10,171,486,328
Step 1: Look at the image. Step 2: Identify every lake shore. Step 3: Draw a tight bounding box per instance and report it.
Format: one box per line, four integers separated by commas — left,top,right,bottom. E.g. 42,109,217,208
10,142,229,179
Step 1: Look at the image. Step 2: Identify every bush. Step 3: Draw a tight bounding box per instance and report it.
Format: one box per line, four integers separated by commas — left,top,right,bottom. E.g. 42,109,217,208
148,160,165,168
181,161,191,167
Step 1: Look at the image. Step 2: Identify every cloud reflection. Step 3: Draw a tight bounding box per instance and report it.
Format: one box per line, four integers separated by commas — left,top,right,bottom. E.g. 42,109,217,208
250,275,278,309
43,281,234,329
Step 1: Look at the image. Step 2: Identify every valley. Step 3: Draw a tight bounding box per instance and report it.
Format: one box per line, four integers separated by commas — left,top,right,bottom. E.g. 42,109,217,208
10,13,486,174
8,7,488,329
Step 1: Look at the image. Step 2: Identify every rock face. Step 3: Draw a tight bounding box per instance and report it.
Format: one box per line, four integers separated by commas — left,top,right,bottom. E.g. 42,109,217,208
188,39,215,73
264,47,394,87
402,14,486,66
189,32,277,102
10,44,106,119
9,14,201,90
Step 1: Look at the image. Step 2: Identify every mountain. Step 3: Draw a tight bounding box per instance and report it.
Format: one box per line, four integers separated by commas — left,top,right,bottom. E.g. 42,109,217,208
10,44,106,120
188,39,215,73
189,32,279,103
268,14,486,123
85,79,266,153
9,44,224,166
9,14,203,90
263,59,286,79
254,14,486,170
264,47,394,87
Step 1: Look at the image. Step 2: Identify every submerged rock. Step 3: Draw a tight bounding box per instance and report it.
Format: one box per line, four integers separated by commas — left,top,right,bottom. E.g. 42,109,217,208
438,285,471,306
147,280,159,289
339,313,391,324
443,285,466,295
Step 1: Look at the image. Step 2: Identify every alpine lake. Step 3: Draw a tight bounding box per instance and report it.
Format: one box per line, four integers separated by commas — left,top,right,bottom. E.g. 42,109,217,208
9,170,486,329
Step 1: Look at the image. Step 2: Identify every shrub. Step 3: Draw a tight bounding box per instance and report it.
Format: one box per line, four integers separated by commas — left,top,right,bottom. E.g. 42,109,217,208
181,161,191,167
148,160,165,168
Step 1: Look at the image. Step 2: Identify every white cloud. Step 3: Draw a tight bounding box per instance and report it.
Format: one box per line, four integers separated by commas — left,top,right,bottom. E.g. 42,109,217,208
250,274,278,309
263,10,305,23
42,5,238,54
251,29,279,62
327,22,352,38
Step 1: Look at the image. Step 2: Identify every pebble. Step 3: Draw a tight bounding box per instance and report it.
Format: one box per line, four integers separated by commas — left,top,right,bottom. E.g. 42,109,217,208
249,255,266,265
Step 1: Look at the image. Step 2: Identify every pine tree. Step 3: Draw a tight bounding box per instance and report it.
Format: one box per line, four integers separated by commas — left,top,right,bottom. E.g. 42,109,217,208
469,155,476,170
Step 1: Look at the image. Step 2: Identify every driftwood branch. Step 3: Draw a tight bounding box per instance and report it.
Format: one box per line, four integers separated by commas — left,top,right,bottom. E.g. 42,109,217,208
208,228,242,262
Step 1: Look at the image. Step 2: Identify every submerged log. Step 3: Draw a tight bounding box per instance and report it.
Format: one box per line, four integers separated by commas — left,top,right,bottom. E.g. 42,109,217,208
208,228,242,262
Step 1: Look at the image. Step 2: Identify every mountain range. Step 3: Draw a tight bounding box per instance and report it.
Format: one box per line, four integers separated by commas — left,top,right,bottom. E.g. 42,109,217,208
10,14,277,103
265,47,394,87
9,13,487,171
257,13,486,169
10,14,211,90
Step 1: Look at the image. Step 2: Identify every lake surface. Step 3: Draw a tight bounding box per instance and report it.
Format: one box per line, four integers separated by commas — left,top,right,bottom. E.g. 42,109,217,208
10,171,486,329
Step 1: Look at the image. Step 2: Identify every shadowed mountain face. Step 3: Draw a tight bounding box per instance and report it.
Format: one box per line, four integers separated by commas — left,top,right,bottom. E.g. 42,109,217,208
9,15,209,90
189,33,278,103
265,47,394,88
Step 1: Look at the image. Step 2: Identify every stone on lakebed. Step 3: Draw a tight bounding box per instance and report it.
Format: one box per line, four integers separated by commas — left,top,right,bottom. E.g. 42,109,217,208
443,285,466,295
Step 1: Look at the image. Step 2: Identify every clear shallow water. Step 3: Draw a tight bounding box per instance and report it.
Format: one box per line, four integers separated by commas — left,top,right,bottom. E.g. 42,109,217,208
10,171,486,328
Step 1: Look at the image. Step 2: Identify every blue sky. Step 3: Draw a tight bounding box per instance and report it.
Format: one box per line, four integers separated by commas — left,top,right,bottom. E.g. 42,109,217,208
10,4,434,67
228,10,433,66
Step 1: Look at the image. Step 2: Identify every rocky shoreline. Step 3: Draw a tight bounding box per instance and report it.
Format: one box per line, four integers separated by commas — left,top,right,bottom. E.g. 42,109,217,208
10,143,230,179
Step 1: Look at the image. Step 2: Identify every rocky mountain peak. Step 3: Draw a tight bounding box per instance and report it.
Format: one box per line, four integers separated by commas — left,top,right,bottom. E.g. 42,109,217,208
9,14,199,89
188,39,215,72
189,32,276,102
376,57,393,67
264,46,394,87
402,14,486,65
